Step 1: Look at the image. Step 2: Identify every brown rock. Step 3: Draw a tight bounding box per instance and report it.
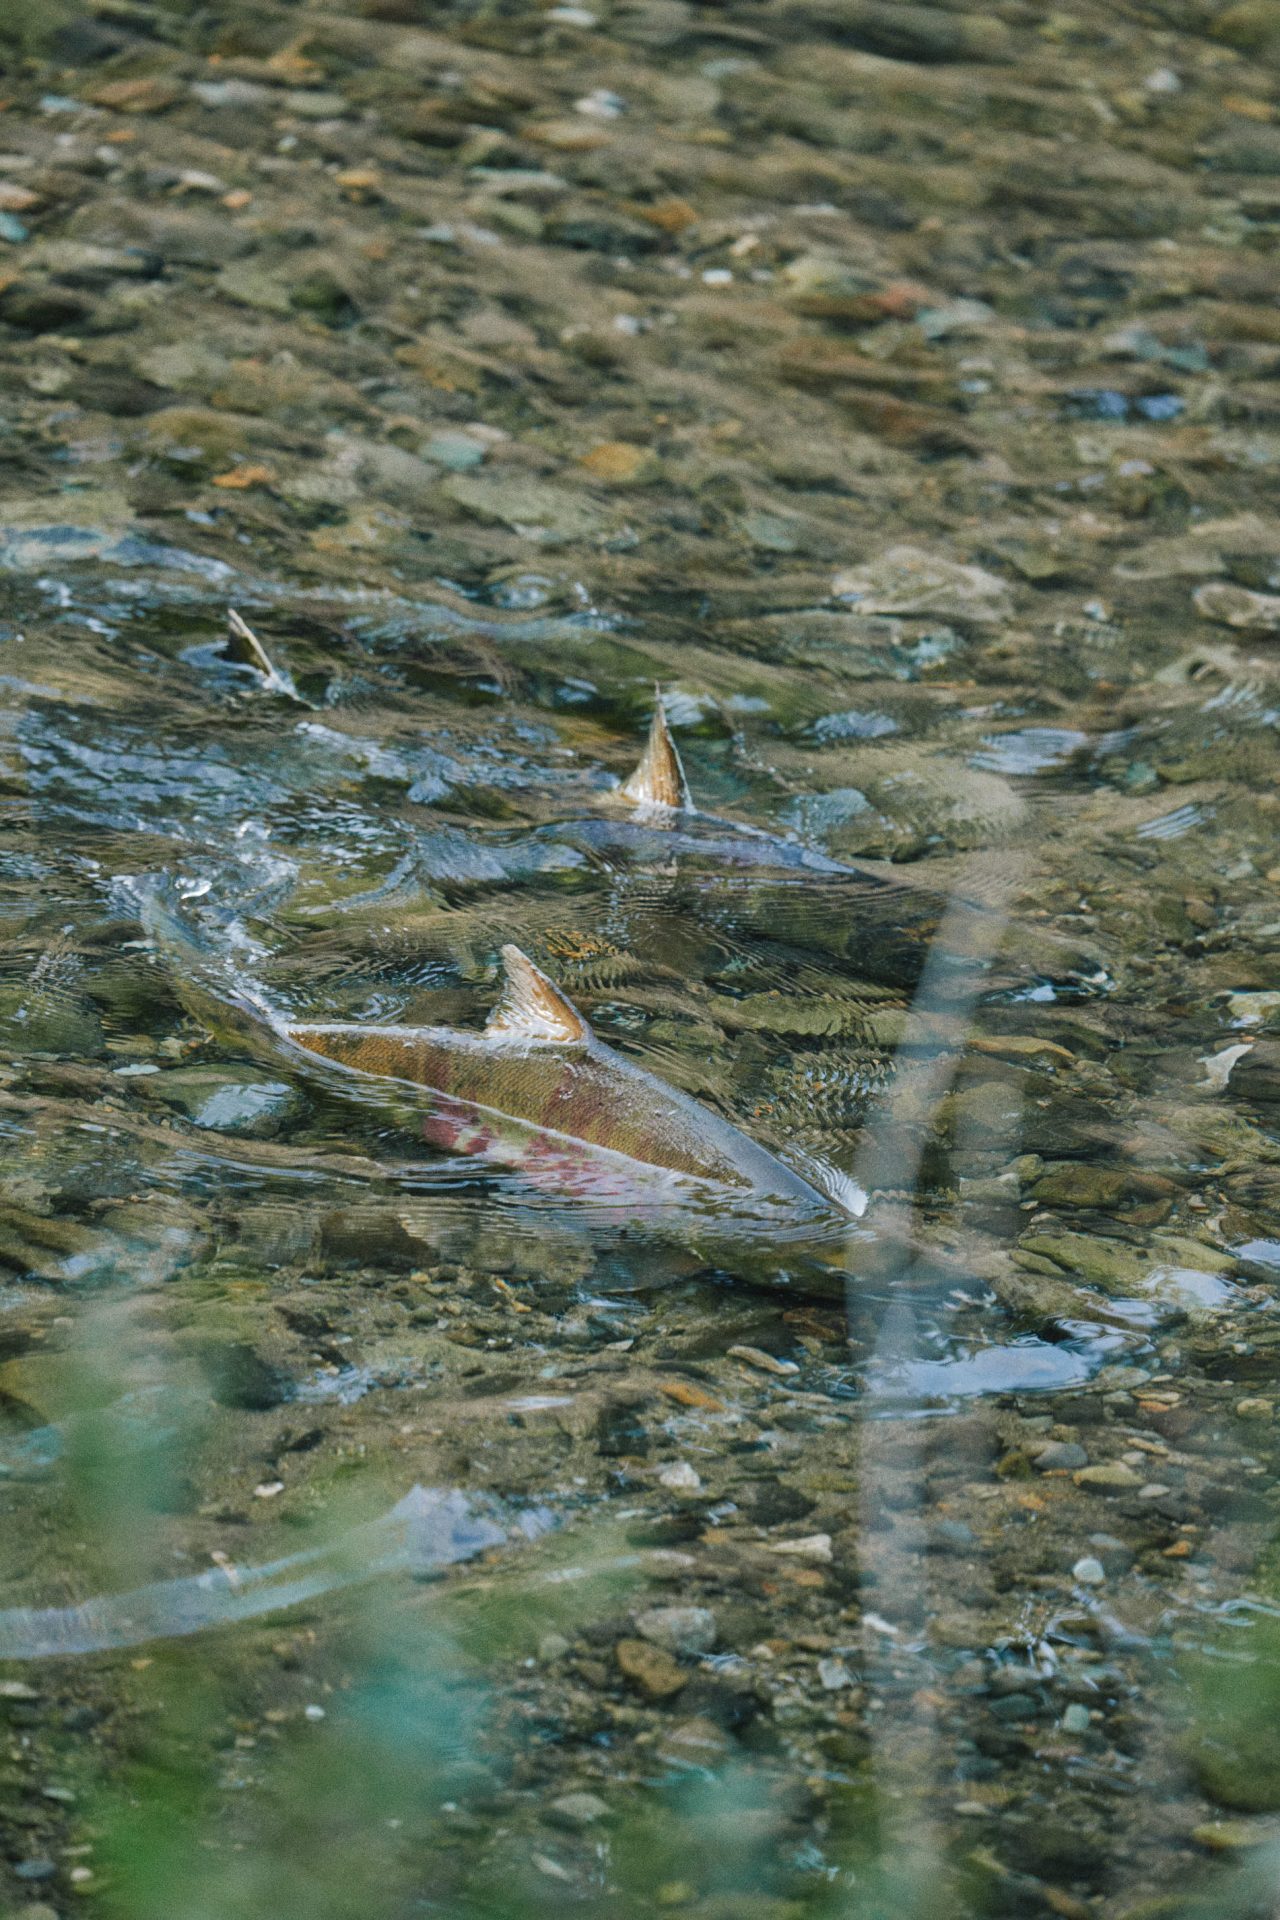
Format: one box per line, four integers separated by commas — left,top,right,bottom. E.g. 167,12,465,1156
580,441,658,485
212,463,276,491
615,1637,687,1700
85,75,183,114
632,197,699,234
659,1380,725,1412
524,119,612,152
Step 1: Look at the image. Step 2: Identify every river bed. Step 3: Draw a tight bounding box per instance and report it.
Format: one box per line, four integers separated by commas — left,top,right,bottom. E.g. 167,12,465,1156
1,1,1279,1915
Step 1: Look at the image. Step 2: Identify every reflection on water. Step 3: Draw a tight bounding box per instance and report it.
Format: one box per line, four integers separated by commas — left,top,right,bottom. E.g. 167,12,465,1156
867,1330,1127,1403
0,1485,518,1659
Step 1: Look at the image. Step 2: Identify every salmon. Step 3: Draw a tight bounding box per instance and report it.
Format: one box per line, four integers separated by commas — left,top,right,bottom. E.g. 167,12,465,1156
286,944,853,1218
136,876,864,1280
335,701,1101,995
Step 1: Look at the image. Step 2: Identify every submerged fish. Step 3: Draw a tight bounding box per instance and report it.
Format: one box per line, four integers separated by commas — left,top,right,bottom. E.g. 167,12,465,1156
137,885,862,1243
337,704,1100,995
288,944,857,1220
560,698,859,874
337,699,874,916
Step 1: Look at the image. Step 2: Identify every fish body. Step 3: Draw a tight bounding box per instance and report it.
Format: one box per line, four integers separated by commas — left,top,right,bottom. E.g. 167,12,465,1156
331,811,855,918
287,946,844,1219
531,811,856,876
137,887,858,1236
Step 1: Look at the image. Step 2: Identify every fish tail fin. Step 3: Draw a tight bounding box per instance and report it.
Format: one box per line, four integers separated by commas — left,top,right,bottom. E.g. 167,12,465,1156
225,608,301,702
125,875,285,1062
226,608,276,678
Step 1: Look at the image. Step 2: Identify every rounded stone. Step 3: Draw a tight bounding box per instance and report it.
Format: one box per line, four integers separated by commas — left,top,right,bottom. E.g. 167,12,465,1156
633,1605,717,1657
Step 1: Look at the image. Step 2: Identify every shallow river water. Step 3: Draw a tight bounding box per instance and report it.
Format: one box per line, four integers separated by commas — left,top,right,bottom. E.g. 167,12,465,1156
0,1,1279,1915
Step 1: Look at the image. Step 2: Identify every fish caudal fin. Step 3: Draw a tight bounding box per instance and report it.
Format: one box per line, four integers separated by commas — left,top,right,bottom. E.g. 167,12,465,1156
619,694,690,811
226,608,277,678
485,945,590,1044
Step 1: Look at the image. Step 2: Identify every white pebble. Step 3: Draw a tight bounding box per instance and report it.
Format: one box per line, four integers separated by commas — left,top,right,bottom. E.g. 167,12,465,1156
658,1461,702,1491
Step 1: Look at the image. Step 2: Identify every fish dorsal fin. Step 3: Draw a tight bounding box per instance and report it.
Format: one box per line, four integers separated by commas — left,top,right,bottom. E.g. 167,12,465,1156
485,945,590,1045
620,694,690,811
226,608,277,679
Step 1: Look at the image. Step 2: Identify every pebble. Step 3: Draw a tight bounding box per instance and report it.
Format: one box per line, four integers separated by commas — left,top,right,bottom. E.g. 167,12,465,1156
538,1632,571,1663
546,1791,609,1829
931,1519,977,1553
816,1657,855,1691
989,1665,1041,1697
1137,1482,1172,1501
989,1693,1040,1722
282,90,350,120
659,1381,725,1412
766,1533,833,1563
1061,1704,1092,1735
1034,1441,1089,1473
1194,1815,1280,1853
633,1606,717,1657
1088,1534,1136,1574
1072,1557,1107,1587
1073,1464,1142,1493
532,1852,574,1882
1236,1398,1274,1419
138,1068,300,1138
655,1718,730,1769
442,473,606,544
657,1461,702,1491
86,74,183,112
727,1345,800,1378
579,441,658,485
1194,581,1280,633
832,545,1014,623
615,1638,687,1700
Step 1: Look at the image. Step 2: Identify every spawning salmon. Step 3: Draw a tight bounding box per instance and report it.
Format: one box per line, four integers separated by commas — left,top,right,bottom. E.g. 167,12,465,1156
137,883,861,1234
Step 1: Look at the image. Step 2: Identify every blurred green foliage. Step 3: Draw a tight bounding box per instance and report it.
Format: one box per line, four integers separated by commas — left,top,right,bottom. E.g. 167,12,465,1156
0,0,86,60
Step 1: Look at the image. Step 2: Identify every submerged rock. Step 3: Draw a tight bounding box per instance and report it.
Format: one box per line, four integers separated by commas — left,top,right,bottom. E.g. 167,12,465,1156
615,1637,687,1699
1194,581,1280,633
138,1068,300,1137
833,547,1014,624
633,1605,717,1656
1230,1042,1280,1104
